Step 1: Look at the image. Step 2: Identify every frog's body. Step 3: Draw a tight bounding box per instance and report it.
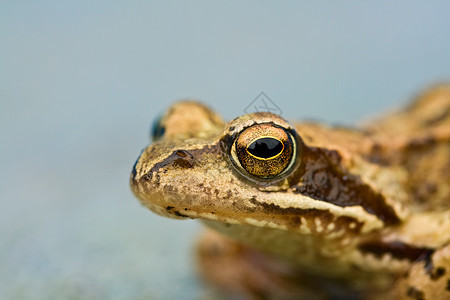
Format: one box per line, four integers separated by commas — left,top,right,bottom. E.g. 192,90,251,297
130,86,450,299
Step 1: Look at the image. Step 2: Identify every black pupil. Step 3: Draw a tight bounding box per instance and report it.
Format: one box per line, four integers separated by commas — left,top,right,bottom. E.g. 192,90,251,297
247,138,283,159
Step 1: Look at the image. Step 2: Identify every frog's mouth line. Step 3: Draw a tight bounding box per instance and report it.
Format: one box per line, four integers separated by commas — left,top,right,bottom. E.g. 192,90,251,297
165,205,190,218
154,196,383,237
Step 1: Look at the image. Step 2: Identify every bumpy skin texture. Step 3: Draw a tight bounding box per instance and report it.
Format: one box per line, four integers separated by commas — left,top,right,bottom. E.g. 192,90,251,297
130,86,450,299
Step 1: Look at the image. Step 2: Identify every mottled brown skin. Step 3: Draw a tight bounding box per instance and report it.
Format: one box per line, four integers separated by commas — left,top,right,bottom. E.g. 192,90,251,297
130,85,450,299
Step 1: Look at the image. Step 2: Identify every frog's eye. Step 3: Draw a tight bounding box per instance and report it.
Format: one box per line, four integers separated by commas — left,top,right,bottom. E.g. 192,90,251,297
151,114,165,141
231,123,297,178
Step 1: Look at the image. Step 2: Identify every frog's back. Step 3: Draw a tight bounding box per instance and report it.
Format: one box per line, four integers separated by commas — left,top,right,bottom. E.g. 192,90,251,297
364,85,450,211
294,85,450,211
365,84,450,138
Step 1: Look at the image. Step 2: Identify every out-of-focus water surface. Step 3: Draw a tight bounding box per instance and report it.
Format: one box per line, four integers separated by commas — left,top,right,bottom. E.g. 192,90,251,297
1,1,449,299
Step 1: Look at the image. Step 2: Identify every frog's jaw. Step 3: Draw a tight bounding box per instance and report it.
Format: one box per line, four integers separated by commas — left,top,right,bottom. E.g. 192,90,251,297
200,219,409,287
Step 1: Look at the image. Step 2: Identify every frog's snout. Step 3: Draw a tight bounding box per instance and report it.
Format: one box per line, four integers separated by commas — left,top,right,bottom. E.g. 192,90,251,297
130,148,197,219
130,148,196,198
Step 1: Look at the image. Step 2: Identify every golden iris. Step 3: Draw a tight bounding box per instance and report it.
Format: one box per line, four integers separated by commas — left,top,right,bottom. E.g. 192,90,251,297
233,123,295,178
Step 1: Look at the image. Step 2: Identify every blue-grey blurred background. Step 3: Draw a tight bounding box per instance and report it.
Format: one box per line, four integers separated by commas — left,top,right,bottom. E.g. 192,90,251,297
1,1,449,299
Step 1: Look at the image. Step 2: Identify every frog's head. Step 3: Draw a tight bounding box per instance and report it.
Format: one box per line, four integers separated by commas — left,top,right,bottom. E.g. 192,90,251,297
130,101,407,266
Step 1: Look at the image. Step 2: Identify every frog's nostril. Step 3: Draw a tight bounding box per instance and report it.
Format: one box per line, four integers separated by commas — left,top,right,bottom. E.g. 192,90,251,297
149,150,195,172
174,150,189,158
132,149,195,188
170,150,194,168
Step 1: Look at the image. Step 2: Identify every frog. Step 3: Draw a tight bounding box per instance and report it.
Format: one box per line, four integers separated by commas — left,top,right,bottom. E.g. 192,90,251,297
130,85,450,300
